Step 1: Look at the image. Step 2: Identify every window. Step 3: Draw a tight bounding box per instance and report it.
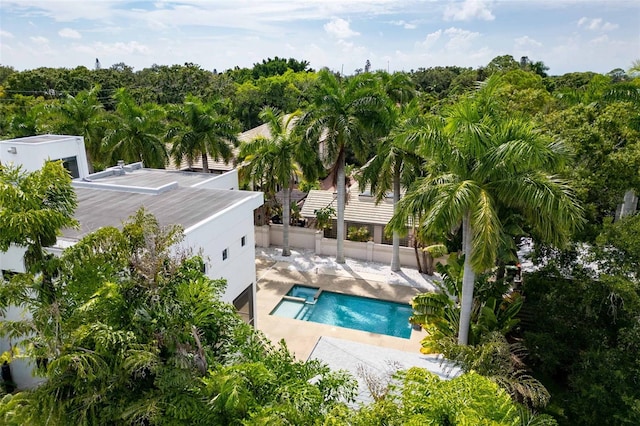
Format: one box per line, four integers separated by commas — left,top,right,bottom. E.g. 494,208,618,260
222,248,228,261
233,284,254,325
61,156,79,178
241,236,246,247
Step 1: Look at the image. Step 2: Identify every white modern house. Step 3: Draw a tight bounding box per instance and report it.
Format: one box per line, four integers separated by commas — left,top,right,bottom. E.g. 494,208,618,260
0,134,263,388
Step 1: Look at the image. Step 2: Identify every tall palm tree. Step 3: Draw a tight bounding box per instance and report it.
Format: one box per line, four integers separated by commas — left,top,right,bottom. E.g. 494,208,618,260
167,95,240,173
390,76,584,345
237,107,318,256
300,70,389,263
104,88,167,168
53,84,106,172
358,99,423,271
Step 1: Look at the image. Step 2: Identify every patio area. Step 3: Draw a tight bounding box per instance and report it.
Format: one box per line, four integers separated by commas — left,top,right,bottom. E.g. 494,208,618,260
255,247,440,359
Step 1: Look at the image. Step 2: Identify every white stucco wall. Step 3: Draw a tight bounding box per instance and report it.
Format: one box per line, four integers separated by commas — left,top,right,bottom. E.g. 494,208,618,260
266,224,316,250
191,169,240,191
0,303,45,389
0,136,90,178
0,245,27,274
183,194,263,306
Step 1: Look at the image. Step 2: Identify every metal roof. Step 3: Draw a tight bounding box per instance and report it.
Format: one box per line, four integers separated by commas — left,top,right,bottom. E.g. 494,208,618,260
300,185,395,226
165,116,290,172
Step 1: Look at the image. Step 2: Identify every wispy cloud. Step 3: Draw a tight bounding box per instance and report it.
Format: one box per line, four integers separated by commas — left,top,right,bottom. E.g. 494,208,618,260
58,28,81,39
0,30,14,39
577,17,619,31
515,35,542,48
390,20,417,29
30,36,49,45
444,0,495,22
324,17,360,38
74,41,151,56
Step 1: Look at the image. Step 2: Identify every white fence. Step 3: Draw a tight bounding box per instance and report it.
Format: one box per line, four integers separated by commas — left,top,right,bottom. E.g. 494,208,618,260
255,224,424,269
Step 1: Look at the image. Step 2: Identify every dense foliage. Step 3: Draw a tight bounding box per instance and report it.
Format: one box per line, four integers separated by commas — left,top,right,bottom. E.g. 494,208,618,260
1,54,639,425
0,207,356,425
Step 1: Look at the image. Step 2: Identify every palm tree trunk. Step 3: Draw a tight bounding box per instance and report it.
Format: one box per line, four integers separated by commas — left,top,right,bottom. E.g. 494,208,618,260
391,165,401,271
413,231,424,273
336,151,346,264
85,149,95,174
202,153,209,173
458,211,475,345
282,179,291,256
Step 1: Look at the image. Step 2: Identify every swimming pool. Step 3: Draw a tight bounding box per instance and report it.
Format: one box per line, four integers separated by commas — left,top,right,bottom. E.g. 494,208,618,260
270,285,413,339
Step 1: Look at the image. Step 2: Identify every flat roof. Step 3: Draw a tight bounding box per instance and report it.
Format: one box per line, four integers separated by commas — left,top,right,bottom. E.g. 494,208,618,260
0,134,79,144
62,186,261,241
84,167,224,189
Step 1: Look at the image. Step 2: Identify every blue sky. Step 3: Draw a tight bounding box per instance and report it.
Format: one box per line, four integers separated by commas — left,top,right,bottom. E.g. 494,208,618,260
1,0,638,76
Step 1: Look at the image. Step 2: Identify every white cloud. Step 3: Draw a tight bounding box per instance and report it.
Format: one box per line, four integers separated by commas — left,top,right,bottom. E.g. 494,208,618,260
444,0,495,22
419,30,442,49
577,17,619,31
30,36,49,45
74,41,151,56
58,28,82,39
390,20,417,29
515,35,542,48
2,0,116,22
324,17,360,38
590,34,609,44
0,30,14,38
443,27,480,50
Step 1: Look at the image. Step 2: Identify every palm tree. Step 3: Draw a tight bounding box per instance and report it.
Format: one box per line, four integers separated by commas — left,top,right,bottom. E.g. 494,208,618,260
358,99,423,271
167,95,240,173
104,88,168,168
52,84,106,172
300,70,389,263
237,107,318,256
390,76,584,345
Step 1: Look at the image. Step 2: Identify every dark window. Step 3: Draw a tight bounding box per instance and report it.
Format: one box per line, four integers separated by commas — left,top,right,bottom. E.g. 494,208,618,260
61,156,79,178
241,236,246,247
233,284,254,325
222,248,228,261
1,270,18,280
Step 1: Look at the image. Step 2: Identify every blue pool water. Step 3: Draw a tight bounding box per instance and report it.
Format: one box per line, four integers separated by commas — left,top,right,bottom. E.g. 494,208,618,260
270,285,413,339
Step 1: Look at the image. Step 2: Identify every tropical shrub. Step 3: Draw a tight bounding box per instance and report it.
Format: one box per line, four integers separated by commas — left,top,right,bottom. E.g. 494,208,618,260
347,226,371,242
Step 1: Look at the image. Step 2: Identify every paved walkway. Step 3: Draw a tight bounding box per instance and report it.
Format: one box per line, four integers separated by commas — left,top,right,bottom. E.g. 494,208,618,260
309,336,460,406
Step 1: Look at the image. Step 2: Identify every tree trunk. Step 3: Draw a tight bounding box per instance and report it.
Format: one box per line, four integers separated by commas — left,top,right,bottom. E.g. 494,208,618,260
458,211,476,345
495,259,506,283
413,232,424,273
86,149,95,174
282,179,291,256
425,250,435,275
390,165,401,272
336,151,346,264
202,153,209,174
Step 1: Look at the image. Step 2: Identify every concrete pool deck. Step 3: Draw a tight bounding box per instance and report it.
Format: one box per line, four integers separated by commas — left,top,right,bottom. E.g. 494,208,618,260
255,247,441,360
